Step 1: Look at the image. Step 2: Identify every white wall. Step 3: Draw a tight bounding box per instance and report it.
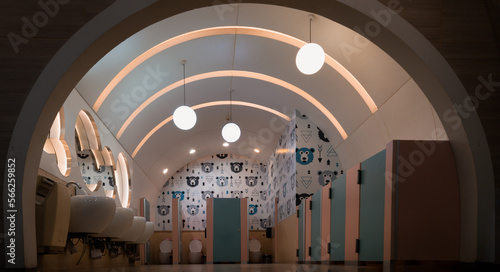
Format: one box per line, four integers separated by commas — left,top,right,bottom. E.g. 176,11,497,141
39,90,159,220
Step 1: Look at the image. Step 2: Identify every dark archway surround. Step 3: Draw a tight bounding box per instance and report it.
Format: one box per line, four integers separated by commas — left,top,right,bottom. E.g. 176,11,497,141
1,0,494,268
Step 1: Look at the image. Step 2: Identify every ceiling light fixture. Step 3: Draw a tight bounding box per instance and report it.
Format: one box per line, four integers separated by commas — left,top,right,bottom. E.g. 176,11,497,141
221,89,241,143
163,168,169,174
173,60,197,130
254,148,260,153
296,14,325,75
223,142,229,147
189,149,196,154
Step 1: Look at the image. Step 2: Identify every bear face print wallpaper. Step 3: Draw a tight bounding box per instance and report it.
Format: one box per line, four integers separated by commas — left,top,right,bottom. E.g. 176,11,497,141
155,110,340,231
155,153,272,231
295,110,343,206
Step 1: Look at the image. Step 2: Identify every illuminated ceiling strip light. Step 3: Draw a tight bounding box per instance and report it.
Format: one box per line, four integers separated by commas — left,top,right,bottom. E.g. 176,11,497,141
117,70,347,141
131,100,291,158
93,26,377,113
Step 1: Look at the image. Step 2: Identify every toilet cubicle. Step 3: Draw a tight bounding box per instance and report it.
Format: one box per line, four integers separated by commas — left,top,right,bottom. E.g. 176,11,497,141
172,198,182,264
206,198,249,264
298,140,461,264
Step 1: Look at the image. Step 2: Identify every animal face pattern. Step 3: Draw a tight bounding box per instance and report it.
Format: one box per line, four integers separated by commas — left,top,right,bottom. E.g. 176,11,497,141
296,147,315,165
245,176,258,187
318,170,337,186
230,162,243,173
157,205,170,216
267,112,297,223
76,150,115,191
186,176,200,187
231,191,243,198
187,205,200,216
216,176,229,187
296,193,311,206
155,154,270,231
295,110,343,198
201,163,214,173
249,204,258,215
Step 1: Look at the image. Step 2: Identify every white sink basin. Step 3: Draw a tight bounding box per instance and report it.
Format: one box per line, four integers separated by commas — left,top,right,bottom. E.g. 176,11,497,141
92,207,134,238
114,216,146,242
68,195,116,233
135,221,154,244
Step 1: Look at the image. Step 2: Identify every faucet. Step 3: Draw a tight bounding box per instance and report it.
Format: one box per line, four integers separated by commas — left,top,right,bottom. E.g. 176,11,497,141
66,181,82,189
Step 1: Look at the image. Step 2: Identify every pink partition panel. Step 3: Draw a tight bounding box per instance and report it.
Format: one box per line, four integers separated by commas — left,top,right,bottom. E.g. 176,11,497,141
395,141,460,261
321,184,331,262
384,142,396,261
274,197,279,263
305,198,311,262
241,198,248,263
345,163,360,262
172,198,180,264
206,198,213,264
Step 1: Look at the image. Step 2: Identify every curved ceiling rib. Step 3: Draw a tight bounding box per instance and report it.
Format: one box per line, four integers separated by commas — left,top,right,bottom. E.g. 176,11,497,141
116,70,348,141
131,100,291,158
92,26,377,113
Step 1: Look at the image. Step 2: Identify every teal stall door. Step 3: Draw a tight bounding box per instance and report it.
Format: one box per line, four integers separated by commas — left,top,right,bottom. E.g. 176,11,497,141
330,174,346,261
213,198,241,262
310,192,322,261
298,201,305,261
359,150,386,262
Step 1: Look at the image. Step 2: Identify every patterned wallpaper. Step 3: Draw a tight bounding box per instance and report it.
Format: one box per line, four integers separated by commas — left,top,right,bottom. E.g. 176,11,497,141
268,112,297,223
154,154,270,231
295,110,343,205
77,149,115,191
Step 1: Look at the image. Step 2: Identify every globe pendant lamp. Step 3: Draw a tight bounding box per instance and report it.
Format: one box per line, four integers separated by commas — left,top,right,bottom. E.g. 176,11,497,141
221,90,241,143
296,14,325,75
173,60,197,130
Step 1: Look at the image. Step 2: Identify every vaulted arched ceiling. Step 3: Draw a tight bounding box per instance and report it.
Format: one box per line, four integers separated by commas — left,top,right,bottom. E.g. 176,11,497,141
74,3,446,187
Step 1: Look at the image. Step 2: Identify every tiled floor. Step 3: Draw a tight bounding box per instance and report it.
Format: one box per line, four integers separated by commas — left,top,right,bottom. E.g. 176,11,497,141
44,264,379,272
40,263,500,272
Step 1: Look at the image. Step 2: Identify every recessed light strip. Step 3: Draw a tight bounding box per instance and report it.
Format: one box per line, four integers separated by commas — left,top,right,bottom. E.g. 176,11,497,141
93,26,376,114
131,100,291,158
117,70,347,141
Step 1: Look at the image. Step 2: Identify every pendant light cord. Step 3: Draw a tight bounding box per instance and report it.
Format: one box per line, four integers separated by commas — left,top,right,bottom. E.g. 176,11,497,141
229,90,233,122
309,16,312,43
183,61,186,105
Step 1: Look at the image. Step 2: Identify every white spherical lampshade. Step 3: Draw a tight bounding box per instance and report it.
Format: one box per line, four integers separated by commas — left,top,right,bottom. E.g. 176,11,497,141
221,122,241,143
296,43,325,75
173,105,197,130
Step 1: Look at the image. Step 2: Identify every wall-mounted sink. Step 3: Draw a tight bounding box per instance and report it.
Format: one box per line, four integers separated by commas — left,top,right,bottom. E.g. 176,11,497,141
92,207,134,238
68,195,116,233
134,221,154,244
114,216,146,242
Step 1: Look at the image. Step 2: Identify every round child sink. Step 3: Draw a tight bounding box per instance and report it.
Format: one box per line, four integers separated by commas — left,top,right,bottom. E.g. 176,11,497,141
68,195,116,233
114,216,146,242
92,207,134,238
134,221,154,244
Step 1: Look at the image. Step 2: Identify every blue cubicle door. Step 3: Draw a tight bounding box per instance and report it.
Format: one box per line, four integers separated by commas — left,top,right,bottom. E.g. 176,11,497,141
298,202,306,262
359,150,386,262
213,198,241,262
330,174,346,261
310,192,322,262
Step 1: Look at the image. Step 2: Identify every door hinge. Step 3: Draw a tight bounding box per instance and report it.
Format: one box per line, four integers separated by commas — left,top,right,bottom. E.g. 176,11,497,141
329,187,332,199
297,210,300,218
308,246,312,256
357,169,362,185
327,242,331,254
309,202,312,210
355,239,360,253
296,249,299,257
